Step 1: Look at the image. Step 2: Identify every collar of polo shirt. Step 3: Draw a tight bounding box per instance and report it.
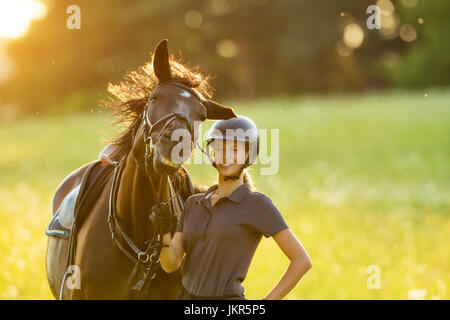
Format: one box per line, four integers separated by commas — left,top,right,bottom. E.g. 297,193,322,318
200,183,251,205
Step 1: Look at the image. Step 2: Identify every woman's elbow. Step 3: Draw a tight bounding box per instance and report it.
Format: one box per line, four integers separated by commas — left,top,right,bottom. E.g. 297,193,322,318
292,255,312,273
161,262,179,274
159,255,180,273
304,258,312,271
163,255,184,274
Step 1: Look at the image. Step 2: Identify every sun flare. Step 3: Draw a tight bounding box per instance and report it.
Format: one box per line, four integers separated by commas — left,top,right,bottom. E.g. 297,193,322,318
0,0,47,39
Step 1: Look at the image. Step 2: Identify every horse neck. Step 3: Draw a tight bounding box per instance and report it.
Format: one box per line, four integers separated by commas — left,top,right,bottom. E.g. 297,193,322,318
115,152,169,248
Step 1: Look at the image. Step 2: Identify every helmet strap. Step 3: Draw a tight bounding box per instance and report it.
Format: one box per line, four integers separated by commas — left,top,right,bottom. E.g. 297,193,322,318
223,164,246,181
222,154,250,181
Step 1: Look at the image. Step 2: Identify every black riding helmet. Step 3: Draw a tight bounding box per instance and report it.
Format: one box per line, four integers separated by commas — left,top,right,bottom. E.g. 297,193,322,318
205,115,260,180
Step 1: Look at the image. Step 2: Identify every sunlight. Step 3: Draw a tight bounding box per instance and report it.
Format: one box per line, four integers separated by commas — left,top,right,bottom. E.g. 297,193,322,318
0,0,47,39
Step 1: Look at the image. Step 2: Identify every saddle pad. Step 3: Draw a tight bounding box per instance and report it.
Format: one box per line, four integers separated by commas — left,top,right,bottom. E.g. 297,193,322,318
45,159,115,239
45,214,71,238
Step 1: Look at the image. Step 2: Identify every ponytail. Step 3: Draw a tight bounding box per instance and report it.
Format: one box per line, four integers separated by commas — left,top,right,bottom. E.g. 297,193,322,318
243,169,255,191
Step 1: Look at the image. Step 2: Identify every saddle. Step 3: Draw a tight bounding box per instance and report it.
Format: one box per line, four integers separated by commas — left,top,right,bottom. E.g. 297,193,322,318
45,159,115,239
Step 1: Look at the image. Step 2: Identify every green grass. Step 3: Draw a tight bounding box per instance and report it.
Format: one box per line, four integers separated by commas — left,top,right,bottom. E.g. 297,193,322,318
0,89,449,299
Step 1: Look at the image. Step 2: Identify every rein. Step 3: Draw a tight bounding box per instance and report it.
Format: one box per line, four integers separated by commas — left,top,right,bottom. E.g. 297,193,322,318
107,155,169,291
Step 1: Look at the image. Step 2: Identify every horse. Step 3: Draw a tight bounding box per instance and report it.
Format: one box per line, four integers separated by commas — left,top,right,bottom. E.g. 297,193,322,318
45,39,237,299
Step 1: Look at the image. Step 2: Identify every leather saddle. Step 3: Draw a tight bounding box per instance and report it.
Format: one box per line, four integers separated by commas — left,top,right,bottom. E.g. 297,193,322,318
45,159,115,239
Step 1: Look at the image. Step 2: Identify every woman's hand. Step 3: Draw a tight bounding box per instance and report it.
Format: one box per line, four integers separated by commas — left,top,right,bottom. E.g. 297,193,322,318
149,203,177,235
152,203,185,274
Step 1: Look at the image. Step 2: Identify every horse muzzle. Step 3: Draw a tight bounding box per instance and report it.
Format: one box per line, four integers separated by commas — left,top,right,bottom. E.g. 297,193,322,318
153,148,182,174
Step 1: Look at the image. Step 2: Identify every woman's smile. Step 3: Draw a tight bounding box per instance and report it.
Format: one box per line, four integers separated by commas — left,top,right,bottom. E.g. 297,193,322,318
217,162,242,175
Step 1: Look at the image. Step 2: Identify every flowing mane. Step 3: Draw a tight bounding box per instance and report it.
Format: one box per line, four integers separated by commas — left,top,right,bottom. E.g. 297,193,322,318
101,54,214,160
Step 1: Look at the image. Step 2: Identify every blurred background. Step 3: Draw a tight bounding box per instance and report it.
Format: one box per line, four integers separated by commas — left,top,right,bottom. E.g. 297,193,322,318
0,0,449,299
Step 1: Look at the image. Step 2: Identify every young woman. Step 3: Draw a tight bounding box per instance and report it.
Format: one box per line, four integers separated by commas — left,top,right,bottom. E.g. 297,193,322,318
151,115,312,300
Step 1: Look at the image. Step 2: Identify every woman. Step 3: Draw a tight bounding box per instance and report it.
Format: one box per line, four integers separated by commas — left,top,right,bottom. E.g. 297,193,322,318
151,115,312,300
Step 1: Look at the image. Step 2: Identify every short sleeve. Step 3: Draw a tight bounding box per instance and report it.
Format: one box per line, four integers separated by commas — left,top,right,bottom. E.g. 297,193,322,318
252,195,289,238
176,195,194,233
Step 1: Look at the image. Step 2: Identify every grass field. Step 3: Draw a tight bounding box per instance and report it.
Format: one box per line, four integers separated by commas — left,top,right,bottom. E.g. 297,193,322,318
0,89,449,299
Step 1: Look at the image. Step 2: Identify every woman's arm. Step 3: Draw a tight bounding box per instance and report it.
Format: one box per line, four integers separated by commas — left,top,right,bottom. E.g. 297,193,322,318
159,231,185,274
263,228,312,300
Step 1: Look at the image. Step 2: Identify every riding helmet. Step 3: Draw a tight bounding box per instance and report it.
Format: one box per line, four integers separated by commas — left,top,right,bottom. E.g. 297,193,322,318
205,115,260,171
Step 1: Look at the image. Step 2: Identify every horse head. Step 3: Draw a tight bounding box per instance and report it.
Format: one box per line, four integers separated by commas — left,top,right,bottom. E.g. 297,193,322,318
131,39,237,175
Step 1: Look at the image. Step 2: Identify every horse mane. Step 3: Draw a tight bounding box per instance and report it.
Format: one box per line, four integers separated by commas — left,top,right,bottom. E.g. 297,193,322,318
101,54,214,162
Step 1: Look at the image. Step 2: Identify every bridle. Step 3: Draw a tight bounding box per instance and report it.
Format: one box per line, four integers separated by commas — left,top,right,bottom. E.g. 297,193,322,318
139,80,208,204
107,80,208,292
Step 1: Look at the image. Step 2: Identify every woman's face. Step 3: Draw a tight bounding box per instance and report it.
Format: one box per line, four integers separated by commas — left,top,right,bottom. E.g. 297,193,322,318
211,139,248,176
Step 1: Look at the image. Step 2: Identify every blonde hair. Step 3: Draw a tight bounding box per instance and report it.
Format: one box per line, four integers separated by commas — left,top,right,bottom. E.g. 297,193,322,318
243,169,255,191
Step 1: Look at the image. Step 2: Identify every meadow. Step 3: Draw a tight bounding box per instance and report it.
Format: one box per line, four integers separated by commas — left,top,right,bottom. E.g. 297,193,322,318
0,89,449,299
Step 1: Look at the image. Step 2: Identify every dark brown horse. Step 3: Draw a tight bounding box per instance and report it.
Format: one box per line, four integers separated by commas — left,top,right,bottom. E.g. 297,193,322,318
46,39,237,299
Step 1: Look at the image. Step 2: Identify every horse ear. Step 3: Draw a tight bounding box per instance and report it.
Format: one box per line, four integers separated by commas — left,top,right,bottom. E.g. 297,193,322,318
204,100,238,120
152,39,172,83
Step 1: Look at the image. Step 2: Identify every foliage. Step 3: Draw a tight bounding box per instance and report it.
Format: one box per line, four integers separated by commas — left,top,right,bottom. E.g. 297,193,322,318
0,0,449,114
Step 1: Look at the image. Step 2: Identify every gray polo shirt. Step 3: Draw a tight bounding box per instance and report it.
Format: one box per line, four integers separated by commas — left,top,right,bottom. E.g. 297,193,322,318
176,182,289,297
